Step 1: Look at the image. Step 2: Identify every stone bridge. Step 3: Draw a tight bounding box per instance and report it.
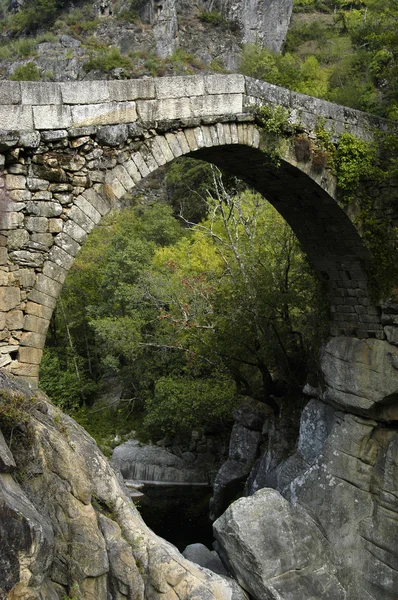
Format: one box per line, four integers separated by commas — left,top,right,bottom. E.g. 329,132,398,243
0,74,397,414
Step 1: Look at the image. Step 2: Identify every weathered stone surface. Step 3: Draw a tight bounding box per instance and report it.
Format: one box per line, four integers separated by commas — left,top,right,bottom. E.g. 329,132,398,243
214,488,346,600
0,430,16,472
321,336,398,419
0,286,20,312
112,440,209,483
210,398,267,519
182,543,229,577
96,124,129,146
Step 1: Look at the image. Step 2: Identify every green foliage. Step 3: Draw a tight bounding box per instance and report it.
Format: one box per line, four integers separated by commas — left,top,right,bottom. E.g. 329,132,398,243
199,10,225,26
257,104,291,135
0,390,36,433
39,348,98,412
84,47,133,74
144,376,238,436
9,0,67,34
240,44,329,98
10,62,41,80
335,133,377,202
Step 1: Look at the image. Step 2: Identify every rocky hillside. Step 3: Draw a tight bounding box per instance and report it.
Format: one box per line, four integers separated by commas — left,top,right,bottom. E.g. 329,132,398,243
0,0,292,81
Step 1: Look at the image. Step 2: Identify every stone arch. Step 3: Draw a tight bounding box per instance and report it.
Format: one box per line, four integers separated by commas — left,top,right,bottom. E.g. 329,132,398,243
1,120,383,388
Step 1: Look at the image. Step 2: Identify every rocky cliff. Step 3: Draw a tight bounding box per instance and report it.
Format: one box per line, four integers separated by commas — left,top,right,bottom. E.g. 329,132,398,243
0,0,292,80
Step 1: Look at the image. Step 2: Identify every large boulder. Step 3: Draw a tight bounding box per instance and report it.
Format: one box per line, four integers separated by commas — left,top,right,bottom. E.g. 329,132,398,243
213,488,346,600
321,336,398,420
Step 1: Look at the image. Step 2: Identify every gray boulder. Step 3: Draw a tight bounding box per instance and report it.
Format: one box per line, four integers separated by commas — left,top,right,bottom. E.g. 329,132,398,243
213,488,346,600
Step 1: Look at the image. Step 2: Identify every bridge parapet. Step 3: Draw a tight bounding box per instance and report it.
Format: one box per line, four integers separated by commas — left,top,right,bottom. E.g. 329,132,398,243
0,75,388,139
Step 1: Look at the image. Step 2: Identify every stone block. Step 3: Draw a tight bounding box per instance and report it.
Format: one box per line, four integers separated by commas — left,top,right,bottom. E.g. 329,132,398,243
74,196,102,225
0,211,24,229
68,205,95,233
10,361,40,377
0,354,11,367
131,153,150,177
155,136,175,162
33,105,72,130
18,269,36,288
23,314,49,335
41,129,68,142
18,346,43,365
123,160,142,185
0,81,21,105
20,331,46,348
25,201,62,218
0,106,34,130
183,128,198,152
82,187,112,216
105,165,134,196
156,75,205,99
5,174,26,190
9,250,44,268
9,189,31,202
42,261,67,284
61,81,110,104
146,138,166,166
176,131,191,155
21,82,62,105
48,219,63,233
25,216,48,233
107,79,155,101
27,178,49,191
135,98,172,121
48,245,75,270
19,131,41,148
24,301,53,320
6,310,24,330
164,132,182,158
0,286,20,311
205,74,245,95
71,102,137,127
384,326,398,346
55,229,83,254
35,273,62,298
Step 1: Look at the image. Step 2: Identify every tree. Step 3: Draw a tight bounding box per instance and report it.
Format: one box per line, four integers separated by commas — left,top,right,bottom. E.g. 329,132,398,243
147,168,328,411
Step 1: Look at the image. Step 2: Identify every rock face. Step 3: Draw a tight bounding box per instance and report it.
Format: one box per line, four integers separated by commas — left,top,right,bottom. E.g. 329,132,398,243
214,488,346,600
209,397,269,519
321,336,398,420
0,372,248,600
218,0,293,51
112,439,210,483
242,398,398,600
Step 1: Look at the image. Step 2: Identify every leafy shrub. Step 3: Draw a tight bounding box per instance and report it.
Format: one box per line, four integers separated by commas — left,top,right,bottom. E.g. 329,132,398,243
0,390,37,433
144,376,238,437
199,10,225,26
84,48,132,74
10,0,66,34
10,62,41,80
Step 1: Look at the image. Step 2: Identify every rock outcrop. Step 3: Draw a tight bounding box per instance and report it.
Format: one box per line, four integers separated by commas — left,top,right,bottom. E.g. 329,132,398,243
0,371,248,600
209,397,269,519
